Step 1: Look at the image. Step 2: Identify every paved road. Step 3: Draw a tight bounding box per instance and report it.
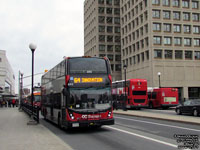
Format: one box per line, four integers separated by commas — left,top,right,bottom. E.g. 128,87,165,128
140,108,199,118
41,114,200,150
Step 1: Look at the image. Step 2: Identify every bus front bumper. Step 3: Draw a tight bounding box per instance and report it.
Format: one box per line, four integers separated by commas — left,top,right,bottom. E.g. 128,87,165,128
63,118,114,128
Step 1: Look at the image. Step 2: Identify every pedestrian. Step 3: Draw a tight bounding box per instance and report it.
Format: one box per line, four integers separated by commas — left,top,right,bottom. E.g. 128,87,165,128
12,99,16,107
8,100,11,107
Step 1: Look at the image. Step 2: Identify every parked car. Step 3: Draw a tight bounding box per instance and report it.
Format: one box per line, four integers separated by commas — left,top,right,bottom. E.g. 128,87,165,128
175,100,200,116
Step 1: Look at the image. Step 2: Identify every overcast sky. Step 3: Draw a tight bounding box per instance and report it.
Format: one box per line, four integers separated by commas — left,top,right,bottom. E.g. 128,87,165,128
0,0,84,93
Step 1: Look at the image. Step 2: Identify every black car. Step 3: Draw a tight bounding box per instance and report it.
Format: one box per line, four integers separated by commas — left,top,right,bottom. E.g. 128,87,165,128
175,100,200,116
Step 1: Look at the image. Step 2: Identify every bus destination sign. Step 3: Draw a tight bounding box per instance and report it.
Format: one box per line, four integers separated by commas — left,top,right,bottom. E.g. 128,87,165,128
74,77,103,83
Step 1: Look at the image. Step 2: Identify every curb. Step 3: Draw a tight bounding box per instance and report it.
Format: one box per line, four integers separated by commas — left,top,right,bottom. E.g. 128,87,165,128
114,111,200,126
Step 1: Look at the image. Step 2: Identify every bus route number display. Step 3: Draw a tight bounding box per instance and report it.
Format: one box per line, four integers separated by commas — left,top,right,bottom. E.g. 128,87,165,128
74,78,103,83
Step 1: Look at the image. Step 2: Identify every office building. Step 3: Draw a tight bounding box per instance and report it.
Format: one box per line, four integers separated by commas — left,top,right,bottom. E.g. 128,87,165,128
84,0,122,81
121,0,200,99
0,50,15,96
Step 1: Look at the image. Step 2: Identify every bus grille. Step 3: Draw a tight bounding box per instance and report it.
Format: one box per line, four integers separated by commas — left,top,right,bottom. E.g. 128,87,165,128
134,99,145,103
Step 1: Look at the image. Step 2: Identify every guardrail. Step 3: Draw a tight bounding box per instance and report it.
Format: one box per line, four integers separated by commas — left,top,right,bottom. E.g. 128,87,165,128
21,103,39,123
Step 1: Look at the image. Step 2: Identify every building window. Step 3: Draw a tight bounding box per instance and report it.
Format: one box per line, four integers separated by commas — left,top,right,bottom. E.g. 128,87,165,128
99,0,104,4
99,26,105,32
192,13,200,21
146,51,149,60
115,27,120,33
193,26,200,34
185,51,192,59
173,0,179,7
114,0,120,5
174,24,181,33
141,53,145,61
163,0,170,6
107,26,113,33
106,17,112,24
152,0,160,5
99,16,105,23
182,0,189,8
163,24,171,32
174,37,182,46
115,55,121,61
107,45,113,51
194,39,200,47
184,38,191,46
163,11,170,19
175,50,183,59
192,1,199,9
183,25,191,33
164,37,172,45
115,64,121,71
99,7,105,14
115,45,121,52
195,51,200,60
154,36,161,45
173,11,180,20
165,50,173,59
154,49,162,58
99,54,106,58
152,10,160,18
114,17,120,24
99,35,105,42
137,54,140,63
153,23,161,31
106,0,112,5
107,54,113,61
106,8,112,14
115,36,120,42
183,12,190,21
99,45,105,51
114,8,120,15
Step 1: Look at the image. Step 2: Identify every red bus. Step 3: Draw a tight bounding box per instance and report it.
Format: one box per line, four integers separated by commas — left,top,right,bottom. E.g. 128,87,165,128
26,92,41,108
112,79,148,109
41,57,114,128
147,88,179,109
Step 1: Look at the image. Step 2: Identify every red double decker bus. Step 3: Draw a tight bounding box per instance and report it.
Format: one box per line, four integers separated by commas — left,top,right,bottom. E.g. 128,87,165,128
41,57,114,128
147,88,179,109
112,79,148,109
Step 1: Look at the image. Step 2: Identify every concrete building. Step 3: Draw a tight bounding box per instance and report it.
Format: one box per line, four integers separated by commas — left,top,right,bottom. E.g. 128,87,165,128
84,0,200,100
0,50,15,96
84,0,122,81
121,0,200,100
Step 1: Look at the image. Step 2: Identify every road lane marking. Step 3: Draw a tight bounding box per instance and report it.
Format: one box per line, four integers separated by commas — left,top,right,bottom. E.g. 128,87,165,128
115,116,200,132
105,126,177,148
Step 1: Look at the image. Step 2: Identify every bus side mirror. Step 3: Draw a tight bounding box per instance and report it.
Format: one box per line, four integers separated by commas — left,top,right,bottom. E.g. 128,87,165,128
62,88,68,96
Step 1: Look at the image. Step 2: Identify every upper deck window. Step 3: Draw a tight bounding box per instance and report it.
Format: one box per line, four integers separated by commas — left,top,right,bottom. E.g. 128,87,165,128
69,58,108,74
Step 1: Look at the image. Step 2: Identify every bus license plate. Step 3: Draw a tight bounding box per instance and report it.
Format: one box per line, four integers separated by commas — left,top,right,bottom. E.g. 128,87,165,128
72,123,79,127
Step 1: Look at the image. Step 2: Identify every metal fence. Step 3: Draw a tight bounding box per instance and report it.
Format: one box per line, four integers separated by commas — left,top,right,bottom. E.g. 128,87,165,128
21,103,39,123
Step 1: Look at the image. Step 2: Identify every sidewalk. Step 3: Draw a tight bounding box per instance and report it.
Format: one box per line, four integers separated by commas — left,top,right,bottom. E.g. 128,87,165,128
114,109,200,125
0,107,73,150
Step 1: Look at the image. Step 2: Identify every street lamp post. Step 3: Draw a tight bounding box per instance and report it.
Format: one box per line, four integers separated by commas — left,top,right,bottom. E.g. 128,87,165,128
157,72,161,88
123,64,127,111
29,43,37,117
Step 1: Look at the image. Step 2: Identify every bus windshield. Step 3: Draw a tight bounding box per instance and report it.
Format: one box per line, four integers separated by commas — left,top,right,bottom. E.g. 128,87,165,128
69,58,108,74
68,87,112,110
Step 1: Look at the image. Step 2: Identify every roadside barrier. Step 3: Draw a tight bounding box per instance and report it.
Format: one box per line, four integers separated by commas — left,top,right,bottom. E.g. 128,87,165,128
21,103,39,123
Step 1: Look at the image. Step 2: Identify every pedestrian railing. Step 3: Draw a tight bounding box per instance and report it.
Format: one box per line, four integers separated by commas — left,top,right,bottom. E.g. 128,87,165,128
21,103,39,123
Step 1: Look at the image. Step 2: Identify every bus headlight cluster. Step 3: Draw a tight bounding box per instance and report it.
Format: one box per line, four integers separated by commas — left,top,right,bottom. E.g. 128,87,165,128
70,113,75,120
108,111,112,117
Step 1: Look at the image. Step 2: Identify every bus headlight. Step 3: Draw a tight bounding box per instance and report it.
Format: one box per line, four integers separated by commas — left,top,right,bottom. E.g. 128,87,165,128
70,113,75,120
108,111,112,117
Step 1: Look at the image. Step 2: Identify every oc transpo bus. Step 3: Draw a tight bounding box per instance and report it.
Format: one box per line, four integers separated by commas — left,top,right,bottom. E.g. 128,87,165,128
112,79,148,109
41,56,114,128
147,87,179,109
